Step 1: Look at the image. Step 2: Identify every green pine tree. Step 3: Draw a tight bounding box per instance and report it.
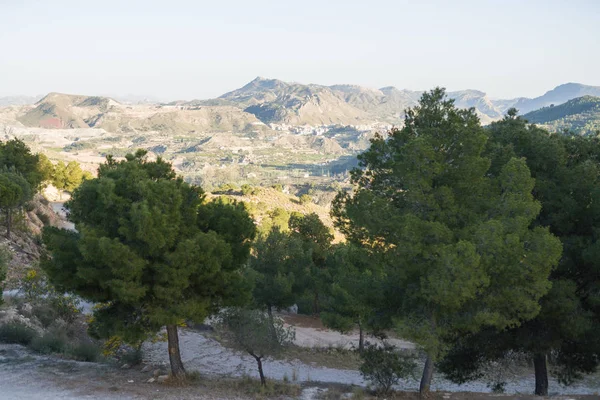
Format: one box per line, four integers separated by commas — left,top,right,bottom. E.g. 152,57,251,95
332,89,562,394
42,150,255,378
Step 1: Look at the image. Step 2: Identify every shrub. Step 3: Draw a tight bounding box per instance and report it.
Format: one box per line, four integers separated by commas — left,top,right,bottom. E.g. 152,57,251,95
359,343,416,395
25,202,35,212
299,194,312,205
120,347,143,366
31,303,57,328
30,331,68,354
241,184,253,196
0,322,38,345
68,341,102,362
48,295,81,324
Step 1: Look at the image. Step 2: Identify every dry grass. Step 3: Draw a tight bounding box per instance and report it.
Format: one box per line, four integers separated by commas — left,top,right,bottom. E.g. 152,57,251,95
196,375,301,399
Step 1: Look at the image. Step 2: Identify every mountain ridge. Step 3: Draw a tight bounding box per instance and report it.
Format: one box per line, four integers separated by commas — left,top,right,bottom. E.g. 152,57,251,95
8,79,600,129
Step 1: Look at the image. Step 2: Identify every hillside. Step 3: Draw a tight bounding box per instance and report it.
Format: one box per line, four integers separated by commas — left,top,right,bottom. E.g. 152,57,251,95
5,79,600,193
523,95,600,135
510,83,600,114
12,80,600,131
17,93,266,134
18,93,121,129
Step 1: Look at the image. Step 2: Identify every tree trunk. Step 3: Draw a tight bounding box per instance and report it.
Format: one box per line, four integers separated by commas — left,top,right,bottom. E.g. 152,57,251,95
358,320,364,352
255,355,266,386
267,305,277,339
5,209,10,239
420,355,434,395
534,352,548,396
166,324,186,378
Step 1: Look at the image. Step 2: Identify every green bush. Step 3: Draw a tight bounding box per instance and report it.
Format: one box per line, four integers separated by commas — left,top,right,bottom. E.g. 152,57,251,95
48,295,81,324
241,184,258,196
25,202,36,212
359,343,416,394
68,341,102,362
0,322,38,345
120,347,143,366
30,331,68,354
299,194,312,205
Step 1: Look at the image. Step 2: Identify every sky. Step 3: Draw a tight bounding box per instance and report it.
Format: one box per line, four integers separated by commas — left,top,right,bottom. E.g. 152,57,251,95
0,0,598,101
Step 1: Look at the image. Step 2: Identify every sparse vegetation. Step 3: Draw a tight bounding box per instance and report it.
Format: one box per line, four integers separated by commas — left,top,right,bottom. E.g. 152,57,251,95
359,344,416,395
0,321,37,345
218,308,295,385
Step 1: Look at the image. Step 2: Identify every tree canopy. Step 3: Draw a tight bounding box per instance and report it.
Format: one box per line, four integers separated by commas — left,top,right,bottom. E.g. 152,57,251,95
439,111,600,395
332,89,562,393
0,139,47,191
0,171,33,238
42,150,256,377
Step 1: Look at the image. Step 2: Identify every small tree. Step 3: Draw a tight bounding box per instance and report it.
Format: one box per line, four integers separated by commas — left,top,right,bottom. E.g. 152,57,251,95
51,160,91,197
249,228,310,325
289,212,333,315
0,139,46,191
218,308,295,386
0,245,11,305
321,243,382,352
359,343,416,395
0,171,32,238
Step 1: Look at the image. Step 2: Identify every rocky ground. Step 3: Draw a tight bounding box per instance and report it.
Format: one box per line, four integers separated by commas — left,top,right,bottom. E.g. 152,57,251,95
141,319,600,397
2,340,600,400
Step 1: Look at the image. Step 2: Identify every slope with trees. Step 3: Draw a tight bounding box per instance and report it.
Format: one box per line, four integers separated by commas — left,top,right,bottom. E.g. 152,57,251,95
523,95,600,136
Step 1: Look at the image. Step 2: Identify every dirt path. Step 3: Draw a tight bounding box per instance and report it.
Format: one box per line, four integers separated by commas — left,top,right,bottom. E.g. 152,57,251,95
0,344,241,399
142,327,600,396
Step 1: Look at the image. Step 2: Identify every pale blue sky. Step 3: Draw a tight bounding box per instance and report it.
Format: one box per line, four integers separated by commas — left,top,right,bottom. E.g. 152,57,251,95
0,0,598,100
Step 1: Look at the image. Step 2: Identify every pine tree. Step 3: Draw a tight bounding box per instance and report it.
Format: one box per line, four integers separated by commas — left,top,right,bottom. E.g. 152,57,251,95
332,89,562,394
42,150,255,378
439,111,600,395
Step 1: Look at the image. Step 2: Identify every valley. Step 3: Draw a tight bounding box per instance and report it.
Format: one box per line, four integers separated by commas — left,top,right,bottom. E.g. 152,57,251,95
2,79,600,197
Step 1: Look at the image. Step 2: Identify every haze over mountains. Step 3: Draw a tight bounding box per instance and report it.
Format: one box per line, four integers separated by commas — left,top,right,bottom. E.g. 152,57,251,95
5,78,600,130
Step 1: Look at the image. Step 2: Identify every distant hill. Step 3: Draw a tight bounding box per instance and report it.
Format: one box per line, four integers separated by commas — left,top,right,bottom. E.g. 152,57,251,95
523,95,600,135
17,92,265,134
10,79,600,136
18,93,121,129
180,77,516,126
509,83,600,115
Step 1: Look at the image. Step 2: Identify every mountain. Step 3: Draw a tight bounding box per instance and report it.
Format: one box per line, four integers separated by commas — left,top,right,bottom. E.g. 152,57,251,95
509,83,600,115
523,95,600,135
18,93,121,129
11,79,600,132
17,92,265,133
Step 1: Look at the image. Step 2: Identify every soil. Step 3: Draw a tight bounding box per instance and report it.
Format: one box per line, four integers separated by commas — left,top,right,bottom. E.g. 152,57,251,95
2,342,599,400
